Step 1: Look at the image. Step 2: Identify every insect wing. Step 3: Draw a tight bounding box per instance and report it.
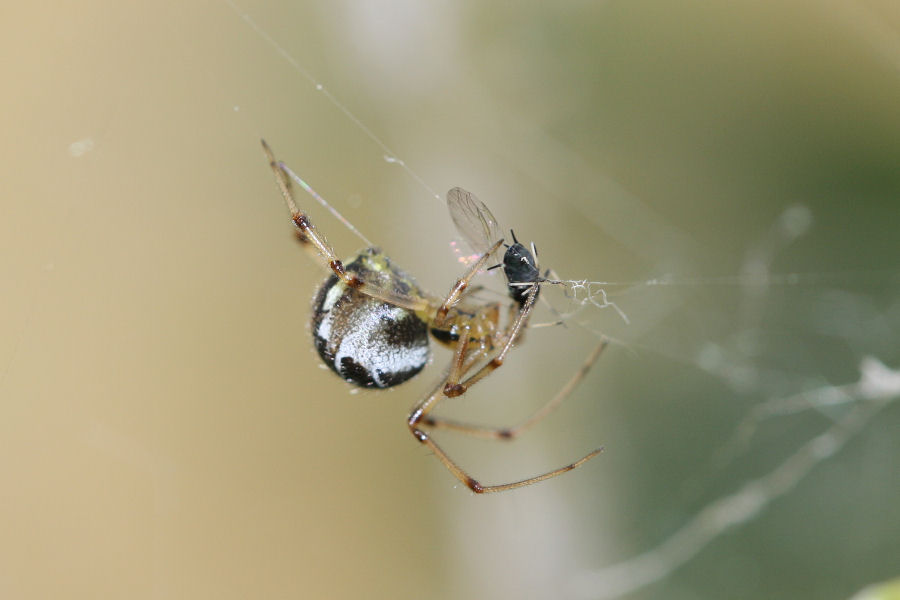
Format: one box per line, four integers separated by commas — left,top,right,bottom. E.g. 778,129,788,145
447,187,505,261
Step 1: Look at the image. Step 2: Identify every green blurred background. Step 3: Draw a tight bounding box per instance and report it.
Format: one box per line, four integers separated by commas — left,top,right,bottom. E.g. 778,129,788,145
1,1,899,599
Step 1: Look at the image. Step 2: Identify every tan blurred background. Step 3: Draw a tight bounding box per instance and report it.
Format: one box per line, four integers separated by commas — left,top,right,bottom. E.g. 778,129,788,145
2,1,899,599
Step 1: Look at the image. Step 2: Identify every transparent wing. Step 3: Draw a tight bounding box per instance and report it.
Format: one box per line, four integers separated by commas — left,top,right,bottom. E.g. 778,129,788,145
447,187,505,261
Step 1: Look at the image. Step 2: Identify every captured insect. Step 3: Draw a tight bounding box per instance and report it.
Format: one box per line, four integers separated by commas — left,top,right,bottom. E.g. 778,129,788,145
262,140,607,493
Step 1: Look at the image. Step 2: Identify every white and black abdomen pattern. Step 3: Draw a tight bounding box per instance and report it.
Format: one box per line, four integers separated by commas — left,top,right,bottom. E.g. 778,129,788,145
310,248,430,388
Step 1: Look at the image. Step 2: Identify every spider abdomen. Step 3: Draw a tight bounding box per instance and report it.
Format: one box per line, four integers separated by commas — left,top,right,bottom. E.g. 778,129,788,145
311,248,430,388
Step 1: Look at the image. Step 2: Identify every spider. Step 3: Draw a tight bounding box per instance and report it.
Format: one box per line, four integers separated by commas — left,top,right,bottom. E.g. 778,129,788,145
262,140,607,493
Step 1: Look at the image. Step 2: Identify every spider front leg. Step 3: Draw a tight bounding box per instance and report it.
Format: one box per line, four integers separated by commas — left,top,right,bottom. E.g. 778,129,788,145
262,139,431,312
433,238,504,328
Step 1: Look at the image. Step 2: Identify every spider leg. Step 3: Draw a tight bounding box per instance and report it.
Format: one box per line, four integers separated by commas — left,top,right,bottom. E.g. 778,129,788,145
421,339,608,440
433,239,504,328
407,363,603,494
412,426,603,493
262,140,432,313
408,322,480,426
407,301,603,493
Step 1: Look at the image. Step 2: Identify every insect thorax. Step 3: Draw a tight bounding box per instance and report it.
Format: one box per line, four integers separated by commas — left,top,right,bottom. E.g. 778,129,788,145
503,242,541,306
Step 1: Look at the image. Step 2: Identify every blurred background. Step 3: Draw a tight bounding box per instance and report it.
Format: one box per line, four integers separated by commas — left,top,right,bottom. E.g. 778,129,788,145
1,1,899,598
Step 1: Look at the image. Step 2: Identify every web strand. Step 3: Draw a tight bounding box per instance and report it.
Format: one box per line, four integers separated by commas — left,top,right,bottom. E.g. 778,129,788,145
224,0,441,203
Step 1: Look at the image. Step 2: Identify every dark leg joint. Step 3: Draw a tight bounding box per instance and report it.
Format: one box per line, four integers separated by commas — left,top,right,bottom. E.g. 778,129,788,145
444,383,465,398
411,429,428,443
490,357,504,368
293,213,311,229
336,267,362,289
467,477,484,494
